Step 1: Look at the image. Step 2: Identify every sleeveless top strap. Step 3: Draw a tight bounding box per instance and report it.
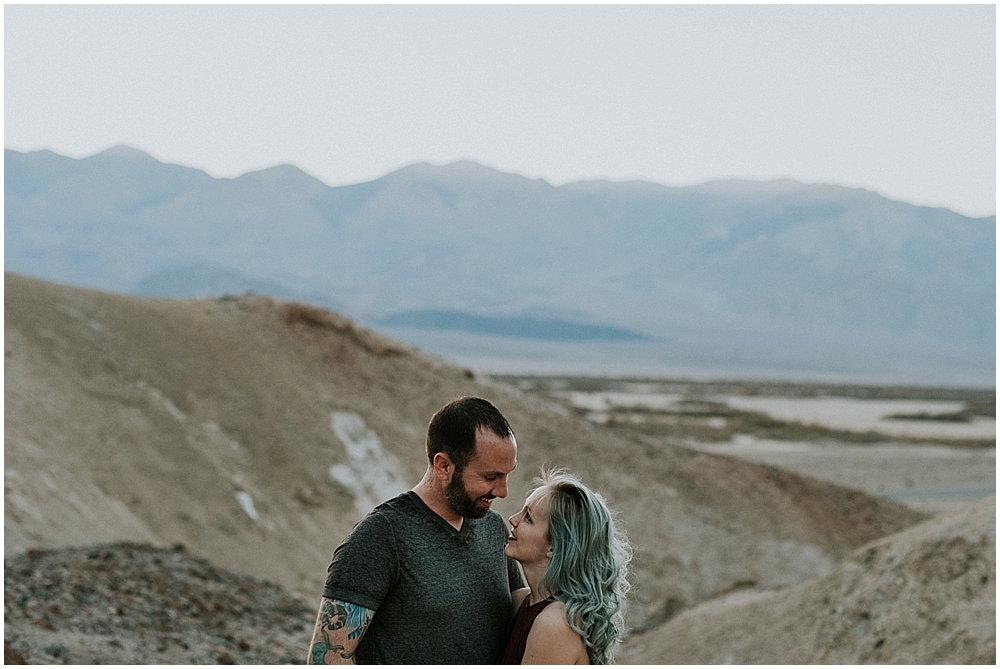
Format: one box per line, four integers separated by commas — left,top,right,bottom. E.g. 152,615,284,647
500,596,555,664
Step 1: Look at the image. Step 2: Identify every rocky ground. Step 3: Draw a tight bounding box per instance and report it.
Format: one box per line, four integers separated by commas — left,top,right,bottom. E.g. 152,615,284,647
3,543,314,664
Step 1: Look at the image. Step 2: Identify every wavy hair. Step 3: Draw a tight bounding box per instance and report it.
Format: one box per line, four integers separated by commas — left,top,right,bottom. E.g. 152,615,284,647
535,468,632,664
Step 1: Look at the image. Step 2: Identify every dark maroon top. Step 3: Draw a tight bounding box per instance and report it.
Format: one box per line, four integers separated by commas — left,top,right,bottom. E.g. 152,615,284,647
500,595,555,664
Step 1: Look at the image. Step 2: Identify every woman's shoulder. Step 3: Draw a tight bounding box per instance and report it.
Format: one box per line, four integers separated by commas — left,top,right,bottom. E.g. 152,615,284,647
533,600,575,636
537,599,568,621
523,600,588,664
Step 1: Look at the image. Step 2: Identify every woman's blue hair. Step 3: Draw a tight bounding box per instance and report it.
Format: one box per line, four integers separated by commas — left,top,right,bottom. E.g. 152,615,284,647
536,468,633,664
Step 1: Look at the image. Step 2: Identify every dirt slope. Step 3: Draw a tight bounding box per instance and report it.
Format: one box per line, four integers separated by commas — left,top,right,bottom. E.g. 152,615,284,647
4,272,925,630
620,496,995,664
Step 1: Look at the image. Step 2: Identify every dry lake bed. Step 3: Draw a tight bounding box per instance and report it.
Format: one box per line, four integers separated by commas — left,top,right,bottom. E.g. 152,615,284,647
491,374,995,514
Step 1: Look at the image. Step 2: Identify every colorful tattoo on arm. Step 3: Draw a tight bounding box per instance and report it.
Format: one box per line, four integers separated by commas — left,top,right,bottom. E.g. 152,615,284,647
311,641,347,665
343,602,373,640
309,598,374,664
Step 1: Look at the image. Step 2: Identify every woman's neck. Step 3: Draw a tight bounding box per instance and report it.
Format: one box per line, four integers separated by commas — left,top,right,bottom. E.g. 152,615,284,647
520,562,552,605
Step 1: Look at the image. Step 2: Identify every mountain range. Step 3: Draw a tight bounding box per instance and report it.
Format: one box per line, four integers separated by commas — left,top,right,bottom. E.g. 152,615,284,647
5,146,994,386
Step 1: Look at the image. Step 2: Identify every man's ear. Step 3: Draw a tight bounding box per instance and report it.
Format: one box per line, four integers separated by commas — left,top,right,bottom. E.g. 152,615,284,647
432,452,455,483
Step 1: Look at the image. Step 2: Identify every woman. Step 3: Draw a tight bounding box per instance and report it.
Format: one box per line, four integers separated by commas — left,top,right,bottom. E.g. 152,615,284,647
501,468,632,665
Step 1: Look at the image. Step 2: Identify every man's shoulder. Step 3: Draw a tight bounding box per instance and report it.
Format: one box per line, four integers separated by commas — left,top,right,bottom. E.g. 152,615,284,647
370,491,418,516
346,492,418,536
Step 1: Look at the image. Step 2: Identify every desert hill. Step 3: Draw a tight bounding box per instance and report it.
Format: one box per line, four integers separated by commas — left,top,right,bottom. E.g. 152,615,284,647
619,496,995,664
5,272,926,635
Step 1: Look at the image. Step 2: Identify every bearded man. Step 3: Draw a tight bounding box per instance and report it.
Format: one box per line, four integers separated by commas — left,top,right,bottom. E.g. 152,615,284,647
307,397,523,664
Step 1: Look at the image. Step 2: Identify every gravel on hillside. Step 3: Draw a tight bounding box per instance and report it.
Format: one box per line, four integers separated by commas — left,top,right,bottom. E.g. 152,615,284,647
4,542,315,664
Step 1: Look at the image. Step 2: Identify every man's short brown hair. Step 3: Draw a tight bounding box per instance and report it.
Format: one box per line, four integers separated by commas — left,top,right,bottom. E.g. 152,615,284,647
425,397,514,472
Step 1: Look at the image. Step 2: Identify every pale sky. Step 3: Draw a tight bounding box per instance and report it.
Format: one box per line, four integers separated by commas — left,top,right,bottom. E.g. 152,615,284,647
4,4,996,217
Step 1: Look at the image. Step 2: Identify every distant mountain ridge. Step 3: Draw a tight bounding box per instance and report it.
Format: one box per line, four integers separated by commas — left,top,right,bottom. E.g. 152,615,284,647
378,309,649,341
4,146,994,385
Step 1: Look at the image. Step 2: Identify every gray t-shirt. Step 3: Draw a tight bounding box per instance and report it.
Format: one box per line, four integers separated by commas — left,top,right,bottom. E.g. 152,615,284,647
324,491,525,664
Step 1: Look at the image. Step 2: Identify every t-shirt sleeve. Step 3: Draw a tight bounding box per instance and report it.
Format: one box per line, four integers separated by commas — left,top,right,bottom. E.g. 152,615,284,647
323,511,397,611
506,554,526,592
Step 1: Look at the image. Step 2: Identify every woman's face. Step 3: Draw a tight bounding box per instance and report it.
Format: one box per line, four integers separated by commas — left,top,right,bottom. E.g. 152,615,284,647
505,486,553,567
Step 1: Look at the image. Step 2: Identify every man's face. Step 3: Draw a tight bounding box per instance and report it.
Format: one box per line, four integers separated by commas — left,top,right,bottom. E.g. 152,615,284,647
444,428,517,518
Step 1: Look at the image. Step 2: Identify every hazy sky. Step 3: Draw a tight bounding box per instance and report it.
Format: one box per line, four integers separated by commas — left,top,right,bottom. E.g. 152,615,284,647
5,4,996,217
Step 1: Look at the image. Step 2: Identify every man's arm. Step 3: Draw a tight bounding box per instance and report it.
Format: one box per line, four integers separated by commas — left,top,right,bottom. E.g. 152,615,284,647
306,596,375,665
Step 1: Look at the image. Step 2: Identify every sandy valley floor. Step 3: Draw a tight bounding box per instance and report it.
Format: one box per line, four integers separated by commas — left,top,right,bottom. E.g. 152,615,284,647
493,374,995,515
682,438,994,514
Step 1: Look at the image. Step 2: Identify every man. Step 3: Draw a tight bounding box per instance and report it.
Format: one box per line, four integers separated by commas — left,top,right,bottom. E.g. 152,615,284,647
307,396,523,664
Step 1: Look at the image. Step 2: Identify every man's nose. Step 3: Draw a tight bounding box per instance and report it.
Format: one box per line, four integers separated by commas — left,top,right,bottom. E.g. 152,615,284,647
493,476,508,499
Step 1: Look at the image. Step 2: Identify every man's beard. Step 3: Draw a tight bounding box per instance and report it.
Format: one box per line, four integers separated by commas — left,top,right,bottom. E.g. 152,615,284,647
444,468,492,519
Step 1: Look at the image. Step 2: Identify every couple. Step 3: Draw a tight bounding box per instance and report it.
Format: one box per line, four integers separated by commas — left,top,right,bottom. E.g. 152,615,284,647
307,397,631,665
